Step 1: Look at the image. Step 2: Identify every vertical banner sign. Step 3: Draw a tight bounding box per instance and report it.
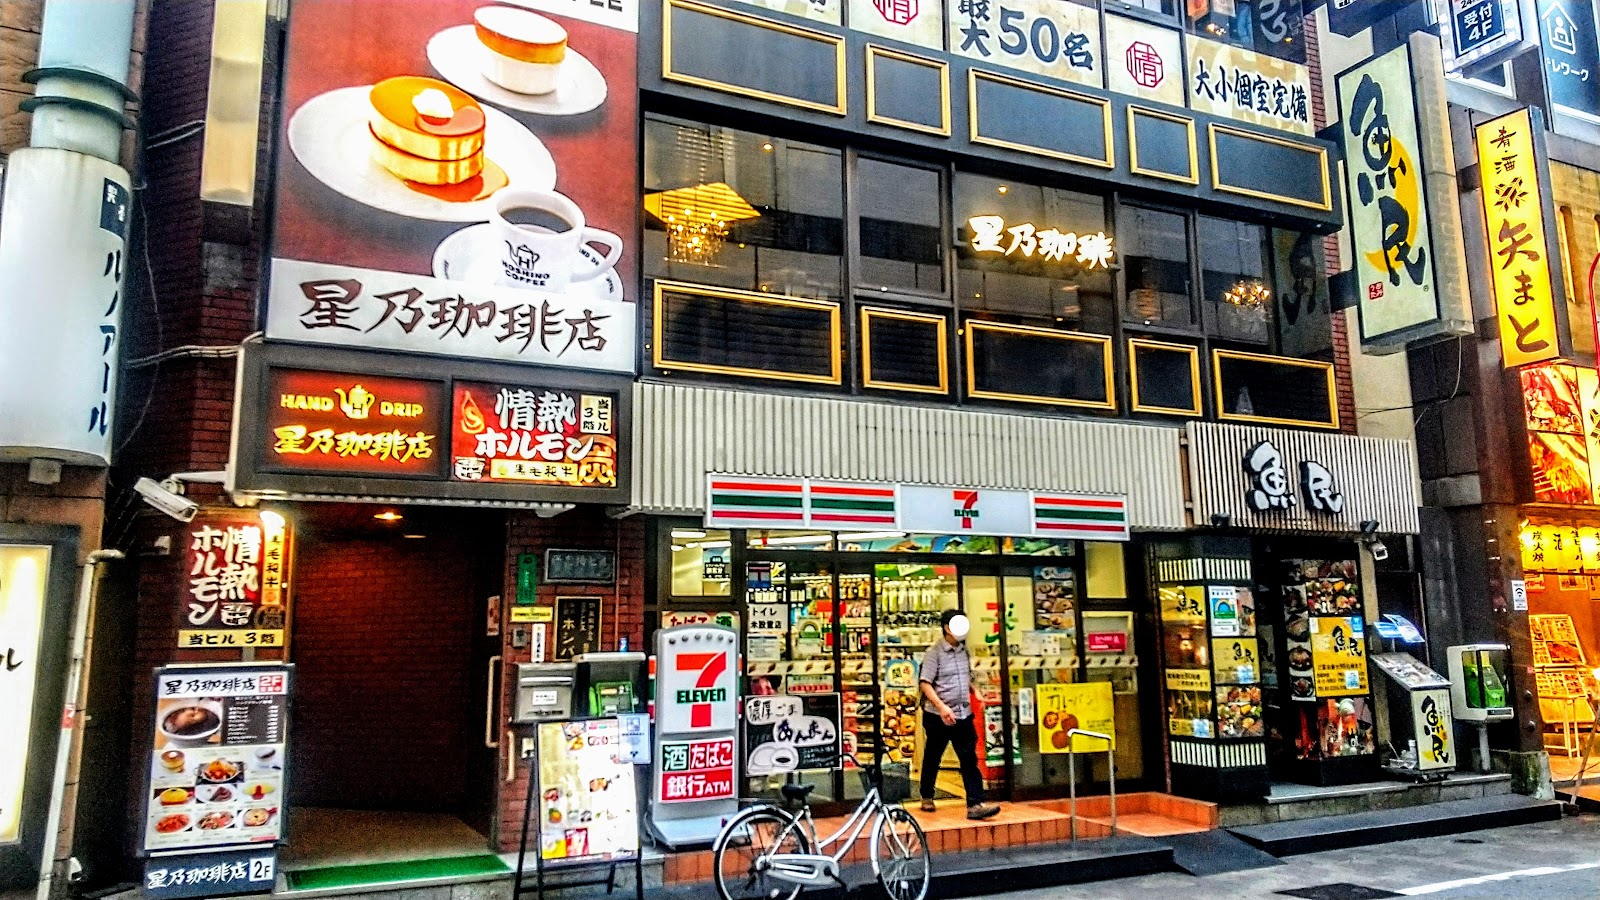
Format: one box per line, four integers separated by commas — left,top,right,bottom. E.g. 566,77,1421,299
268,0,639,374
651,626,737,847
1337,43,1440,345
179,513,290,650
0,545,51,845
1539,0,1600,119
1476,106,1571,368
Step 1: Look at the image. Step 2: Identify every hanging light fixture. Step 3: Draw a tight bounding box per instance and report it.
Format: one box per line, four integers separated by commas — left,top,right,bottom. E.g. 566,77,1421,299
1223,279,1272,310
643,182,760,266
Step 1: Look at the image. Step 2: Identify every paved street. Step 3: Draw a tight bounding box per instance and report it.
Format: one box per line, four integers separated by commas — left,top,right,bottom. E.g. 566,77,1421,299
970,815,1600,900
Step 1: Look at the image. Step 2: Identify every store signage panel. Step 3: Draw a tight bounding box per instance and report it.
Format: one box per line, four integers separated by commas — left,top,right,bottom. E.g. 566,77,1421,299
849,0,943,49
744,693,842,774
1436,0,1537,74
1184,35,1314,136
1338,43,1441,346
450,381,618,487
144,848,278,900
705,475,1130,540
966,216,1115,268
262,368,449,478
178,513,290,651
651,626,737,843
1104,13,1185,107
0,544,51,845
269,0,639,374
1036,682,1114,753
1538,0,1600,119
267,261,636,376
1520,363,1600,505
1475,106,1570,368
947,0,1103,88
143,664,291,854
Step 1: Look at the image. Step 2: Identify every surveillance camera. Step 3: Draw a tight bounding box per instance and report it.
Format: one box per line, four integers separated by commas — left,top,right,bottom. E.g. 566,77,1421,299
135,477,200,522
1369,540,1389,562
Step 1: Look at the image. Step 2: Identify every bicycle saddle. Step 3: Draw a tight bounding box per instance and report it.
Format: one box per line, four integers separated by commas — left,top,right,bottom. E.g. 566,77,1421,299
780,783,815,803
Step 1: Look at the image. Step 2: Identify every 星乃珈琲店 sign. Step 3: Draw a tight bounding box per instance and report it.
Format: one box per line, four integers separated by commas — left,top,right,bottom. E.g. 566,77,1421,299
263,369,449,478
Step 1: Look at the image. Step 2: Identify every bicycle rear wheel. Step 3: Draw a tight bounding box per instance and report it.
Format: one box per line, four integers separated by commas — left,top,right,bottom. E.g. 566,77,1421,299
712,806,811,900
871,806,930,900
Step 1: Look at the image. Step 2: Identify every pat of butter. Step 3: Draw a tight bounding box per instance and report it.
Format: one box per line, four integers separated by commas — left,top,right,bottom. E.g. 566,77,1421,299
412,88,454,120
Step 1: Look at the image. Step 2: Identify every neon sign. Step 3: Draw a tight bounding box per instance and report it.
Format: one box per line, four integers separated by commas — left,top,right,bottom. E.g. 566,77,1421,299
967,215,1115,268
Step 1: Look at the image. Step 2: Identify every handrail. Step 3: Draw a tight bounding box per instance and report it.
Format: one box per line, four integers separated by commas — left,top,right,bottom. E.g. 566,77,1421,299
1065,728,1115,841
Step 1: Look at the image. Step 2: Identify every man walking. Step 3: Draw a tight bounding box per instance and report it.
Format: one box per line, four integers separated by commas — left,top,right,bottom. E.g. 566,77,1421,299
918,609,1000,820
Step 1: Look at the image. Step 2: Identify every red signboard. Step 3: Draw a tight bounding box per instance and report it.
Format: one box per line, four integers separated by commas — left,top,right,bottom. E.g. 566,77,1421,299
450,381,617,487
179,512,291,650
658,738,735,803
262,369,448,477
1086,632,1128,653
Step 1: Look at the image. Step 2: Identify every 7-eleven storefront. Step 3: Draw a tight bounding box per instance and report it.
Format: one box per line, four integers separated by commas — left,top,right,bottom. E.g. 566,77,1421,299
633,382,1188,813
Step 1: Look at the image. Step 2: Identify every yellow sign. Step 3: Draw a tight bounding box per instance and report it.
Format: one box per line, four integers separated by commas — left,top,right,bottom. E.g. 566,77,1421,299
1165,668,1212,693
511,605,555,624
1309,616,1369,697
1159,585,1206,624
1476,107,1565,368
178,629,284,648
1211,638,1259,684
0,545,51,844
1037,682,1115,754
967,216,1115,268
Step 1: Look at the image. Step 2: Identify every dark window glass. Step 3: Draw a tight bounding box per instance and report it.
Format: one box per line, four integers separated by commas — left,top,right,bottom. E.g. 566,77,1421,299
1272,229,1331,357
1215,352,1334,427
862,308,947,392
1131,341,1199,414
644,115,843,300
1187,0,1306,64
1123,205,1193,329
656,285,838,383
1201,217,1273,344
1108,0,1180,17
954,173,1114,334
968,323,1111,407
857,158,944,294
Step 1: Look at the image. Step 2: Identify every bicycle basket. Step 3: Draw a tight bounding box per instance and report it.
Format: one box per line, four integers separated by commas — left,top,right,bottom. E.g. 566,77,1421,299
859,762,912,802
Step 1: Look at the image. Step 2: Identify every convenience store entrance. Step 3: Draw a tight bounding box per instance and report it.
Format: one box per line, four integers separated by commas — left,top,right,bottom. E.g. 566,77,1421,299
658,523,1154,815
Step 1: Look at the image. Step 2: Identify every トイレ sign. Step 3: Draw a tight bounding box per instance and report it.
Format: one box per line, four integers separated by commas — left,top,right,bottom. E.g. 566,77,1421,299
1475,106,1571,368
1338,42,1440,346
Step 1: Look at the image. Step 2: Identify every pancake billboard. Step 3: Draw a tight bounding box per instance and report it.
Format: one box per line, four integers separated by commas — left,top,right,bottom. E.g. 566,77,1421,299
266,0,638,375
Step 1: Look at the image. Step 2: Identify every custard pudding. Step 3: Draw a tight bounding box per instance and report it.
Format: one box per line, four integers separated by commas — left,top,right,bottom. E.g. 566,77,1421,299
475,6,568,95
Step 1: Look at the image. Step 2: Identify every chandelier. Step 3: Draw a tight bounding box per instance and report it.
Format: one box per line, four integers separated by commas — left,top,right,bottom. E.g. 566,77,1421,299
643,182,760,266
1223,279,1272,310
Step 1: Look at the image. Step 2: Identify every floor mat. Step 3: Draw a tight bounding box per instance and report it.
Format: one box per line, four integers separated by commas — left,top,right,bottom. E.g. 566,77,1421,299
1275,884,1401,900
1164,830,1284,876
284,854,509,891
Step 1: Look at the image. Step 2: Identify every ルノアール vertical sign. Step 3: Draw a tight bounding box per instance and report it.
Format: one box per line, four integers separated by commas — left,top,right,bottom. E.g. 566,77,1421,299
1475,106,1570,368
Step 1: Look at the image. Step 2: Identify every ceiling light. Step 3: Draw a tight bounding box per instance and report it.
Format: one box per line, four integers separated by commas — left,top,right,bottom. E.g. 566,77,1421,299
374,511,403,522
673,529,708,539
403,533,426,539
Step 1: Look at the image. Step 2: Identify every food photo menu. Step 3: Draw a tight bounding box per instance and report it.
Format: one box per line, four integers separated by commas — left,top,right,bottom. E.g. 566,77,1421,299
143,665,291,852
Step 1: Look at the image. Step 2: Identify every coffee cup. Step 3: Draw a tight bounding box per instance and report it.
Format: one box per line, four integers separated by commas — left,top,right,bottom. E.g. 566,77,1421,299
491,189,622,291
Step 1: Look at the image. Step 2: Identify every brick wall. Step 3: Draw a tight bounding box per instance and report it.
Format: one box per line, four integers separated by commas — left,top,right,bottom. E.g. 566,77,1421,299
493,509,646,851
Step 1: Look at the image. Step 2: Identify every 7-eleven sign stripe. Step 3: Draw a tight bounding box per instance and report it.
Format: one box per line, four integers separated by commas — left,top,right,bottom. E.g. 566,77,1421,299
676,651,727,729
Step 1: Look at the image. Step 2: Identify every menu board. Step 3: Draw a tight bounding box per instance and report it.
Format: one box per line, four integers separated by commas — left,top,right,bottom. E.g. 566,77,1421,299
744,694,841,775
1530,614,1588,666
1283,559,1369,701
143,665,291,852
554,596,602,659
536,719,638,863
1309,616,1369,697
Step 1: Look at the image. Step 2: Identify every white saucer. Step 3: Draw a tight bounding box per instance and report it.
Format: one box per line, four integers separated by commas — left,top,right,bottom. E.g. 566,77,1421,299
428,25,607,116
432,222,623,301
287,86,556,222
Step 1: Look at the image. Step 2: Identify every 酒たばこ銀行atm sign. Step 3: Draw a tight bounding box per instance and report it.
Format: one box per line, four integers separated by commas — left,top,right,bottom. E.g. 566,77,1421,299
267,0,638,372
652,626,738,837
1476,105,1570,368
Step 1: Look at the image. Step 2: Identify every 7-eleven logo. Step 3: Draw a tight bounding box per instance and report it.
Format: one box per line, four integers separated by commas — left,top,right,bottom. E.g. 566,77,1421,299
952,490,980,529
674,652,728,729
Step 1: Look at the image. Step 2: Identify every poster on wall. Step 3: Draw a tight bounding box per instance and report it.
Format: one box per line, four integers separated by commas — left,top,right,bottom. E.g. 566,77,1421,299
1309,616,1370,697
178,514,291,650
0,544,51,845
744,694,841,774
267,0,638,374
142,665,291,853
1036,681,1114,753
1522,364,1600,504
536,719,638,862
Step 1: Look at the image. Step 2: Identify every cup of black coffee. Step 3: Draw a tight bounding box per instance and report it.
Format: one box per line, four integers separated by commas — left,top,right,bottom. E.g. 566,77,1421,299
490,188,621,291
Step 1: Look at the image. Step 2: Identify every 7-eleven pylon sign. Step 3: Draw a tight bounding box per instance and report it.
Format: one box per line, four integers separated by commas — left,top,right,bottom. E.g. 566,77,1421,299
652,624,739,847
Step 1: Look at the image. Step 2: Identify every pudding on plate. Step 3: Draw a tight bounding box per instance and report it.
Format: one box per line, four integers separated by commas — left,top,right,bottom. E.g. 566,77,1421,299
475,6,568,95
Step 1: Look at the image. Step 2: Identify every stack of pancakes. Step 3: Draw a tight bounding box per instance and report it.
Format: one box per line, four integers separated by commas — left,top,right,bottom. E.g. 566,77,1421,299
369,75,486,185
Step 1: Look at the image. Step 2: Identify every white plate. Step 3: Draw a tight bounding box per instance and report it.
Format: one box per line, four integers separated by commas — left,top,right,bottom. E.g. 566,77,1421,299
432,222,622,302
287,86,556,222
428,25,607,116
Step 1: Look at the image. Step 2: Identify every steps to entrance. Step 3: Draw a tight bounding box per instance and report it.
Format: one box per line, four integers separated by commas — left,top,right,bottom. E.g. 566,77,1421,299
1227,793,1564,857
1218,773,1515,828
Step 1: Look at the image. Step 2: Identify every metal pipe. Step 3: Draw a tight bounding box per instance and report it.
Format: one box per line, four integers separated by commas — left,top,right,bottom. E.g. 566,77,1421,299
27,0,138,162
1066,728,1114,840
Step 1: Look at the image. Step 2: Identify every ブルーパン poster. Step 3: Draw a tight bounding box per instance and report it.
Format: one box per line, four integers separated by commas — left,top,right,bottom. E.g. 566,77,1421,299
268,0,638,375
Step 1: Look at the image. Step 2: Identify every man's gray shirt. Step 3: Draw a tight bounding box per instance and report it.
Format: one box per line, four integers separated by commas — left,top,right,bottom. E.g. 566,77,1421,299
918,639,972,720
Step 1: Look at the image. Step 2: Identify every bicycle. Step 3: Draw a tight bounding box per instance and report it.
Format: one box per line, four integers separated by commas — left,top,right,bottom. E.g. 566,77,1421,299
711,756,931,900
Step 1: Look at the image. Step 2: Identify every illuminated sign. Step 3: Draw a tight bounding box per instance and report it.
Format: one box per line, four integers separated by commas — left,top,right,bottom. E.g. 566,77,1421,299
1338,43,1440,345
262,369,449,477
450,382,618,487
1476,106,1570,368
0,544,51,844
177,512,291,651
966,216,1115,268
1521,363,1600,505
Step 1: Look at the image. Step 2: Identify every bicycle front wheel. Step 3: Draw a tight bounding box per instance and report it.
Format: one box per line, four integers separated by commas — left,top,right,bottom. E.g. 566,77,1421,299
871,806,930,900
711,806,811,900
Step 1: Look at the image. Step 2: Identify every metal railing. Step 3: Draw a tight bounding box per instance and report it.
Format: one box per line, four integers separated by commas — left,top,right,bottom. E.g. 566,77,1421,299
1066,728,1115,841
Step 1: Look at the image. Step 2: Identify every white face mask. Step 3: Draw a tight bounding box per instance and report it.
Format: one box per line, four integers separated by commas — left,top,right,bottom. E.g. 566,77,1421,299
948,614,970,641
